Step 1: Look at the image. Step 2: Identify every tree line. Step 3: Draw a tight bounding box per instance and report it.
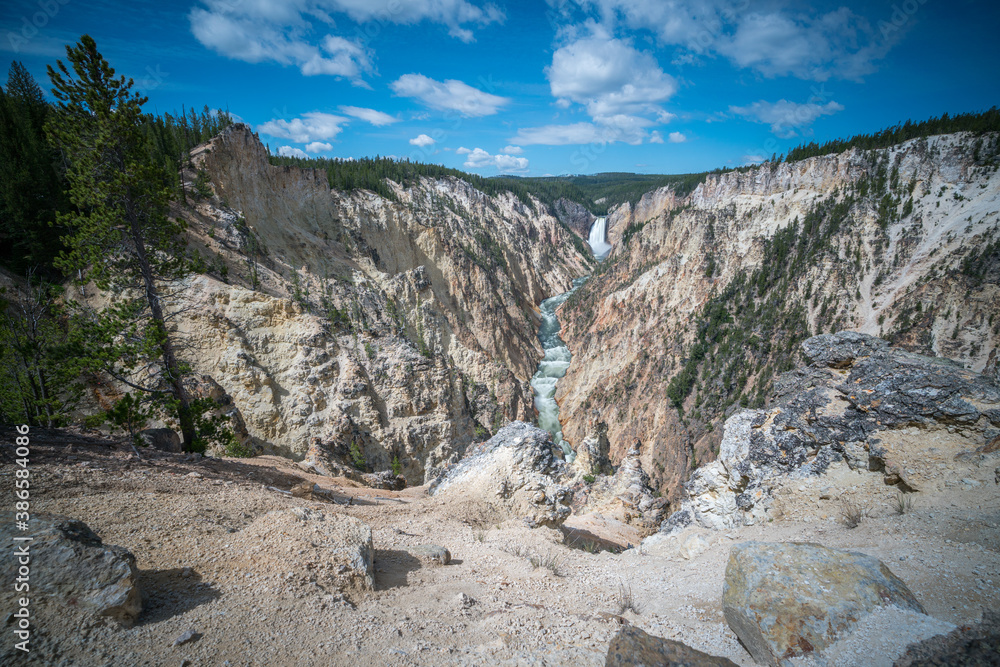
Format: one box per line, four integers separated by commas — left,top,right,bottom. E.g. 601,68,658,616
784,107,1000,163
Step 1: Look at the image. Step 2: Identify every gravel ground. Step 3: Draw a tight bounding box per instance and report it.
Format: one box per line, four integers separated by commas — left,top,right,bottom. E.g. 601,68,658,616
1,429,998,666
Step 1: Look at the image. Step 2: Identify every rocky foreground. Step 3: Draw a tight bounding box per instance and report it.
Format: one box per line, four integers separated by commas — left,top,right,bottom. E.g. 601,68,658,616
2,333,1000,666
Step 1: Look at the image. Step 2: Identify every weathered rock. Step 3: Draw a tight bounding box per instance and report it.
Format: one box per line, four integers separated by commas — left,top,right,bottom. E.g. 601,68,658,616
573,418,613,477
579,439,667,536
893,609,1000,666
138,428,182,453
360,470,406,491
428,422,572,528
234,507,373,598
454,592,477,610
407,545,451,566
723,541,925,666
660,332,1000,533
605,625,739,666
172,629,199,646
0,514,141,626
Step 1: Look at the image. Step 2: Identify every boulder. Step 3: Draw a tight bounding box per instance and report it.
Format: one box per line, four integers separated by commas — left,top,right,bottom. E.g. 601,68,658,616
0,514,141,626
659,332,1000,534
233,507,373,598
406,545,451,566
428,421,571,528
605,625,738,666
137,428,182,453
723,541,925,666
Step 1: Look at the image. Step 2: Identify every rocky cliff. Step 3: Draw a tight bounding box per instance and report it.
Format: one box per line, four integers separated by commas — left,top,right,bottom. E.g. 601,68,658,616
156,125,590,481
558,132,1000,501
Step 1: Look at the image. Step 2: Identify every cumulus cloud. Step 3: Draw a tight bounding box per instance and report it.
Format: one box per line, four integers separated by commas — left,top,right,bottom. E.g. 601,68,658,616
546,30,677,117
306,141,333,153
277,145,308,158
502,145,523,154
730,99,844,138
566,0,894,82
188,0,504,82
668,131,687,143
338,106,398,126
258,112,348,143
409,134,436,147
391,74,509,117
461,147,529,172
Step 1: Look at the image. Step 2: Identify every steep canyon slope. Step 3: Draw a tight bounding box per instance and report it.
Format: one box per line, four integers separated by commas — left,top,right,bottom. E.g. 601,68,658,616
558,131,1000,500
150,124,591,481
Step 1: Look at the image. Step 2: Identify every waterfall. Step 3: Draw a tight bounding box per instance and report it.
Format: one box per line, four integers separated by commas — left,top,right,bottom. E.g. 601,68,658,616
588,217,612,260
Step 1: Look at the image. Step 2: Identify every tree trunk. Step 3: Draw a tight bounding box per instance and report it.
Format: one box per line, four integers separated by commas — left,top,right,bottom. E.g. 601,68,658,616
127,199,196,449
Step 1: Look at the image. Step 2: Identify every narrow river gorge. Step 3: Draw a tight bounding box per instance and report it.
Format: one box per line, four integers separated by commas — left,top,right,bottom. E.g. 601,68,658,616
529,217,609,460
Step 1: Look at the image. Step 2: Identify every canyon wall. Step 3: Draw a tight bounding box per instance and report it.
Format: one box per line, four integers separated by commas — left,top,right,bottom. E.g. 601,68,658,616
164,124,590,481
558,132,1000,501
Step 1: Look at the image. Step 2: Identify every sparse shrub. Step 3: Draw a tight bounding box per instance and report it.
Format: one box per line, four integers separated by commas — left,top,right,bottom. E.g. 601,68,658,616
391,455,402,476
473,529,486,543
365,341,377,360
529,550,563,576
583,473,596,484
894,491,914,515
840,495,871,528
615,581,641,615
349,440,367,471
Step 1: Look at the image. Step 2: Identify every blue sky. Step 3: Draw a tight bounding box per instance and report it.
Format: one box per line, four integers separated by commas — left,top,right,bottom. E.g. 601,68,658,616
3,0,999,176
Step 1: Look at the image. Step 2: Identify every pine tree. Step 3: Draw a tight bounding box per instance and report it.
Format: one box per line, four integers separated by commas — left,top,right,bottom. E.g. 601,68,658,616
45,35,197,448
0,61,65,275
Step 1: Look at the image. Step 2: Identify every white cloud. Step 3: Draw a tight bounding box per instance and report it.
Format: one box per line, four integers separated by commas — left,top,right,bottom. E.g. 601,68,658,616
650,131,664,144
306,141,333,153
409,134,436,147
546,30,677,117
258,112,348,143
456,147,472,154
730,99,844,138
668,131,687,143
189,6,374,82
567,1,893,82
277,145,308,158
511,114,656,147
462,147,529,172
338,106,398,126
390,74,509,117
189,0,504,82
502,145,523,154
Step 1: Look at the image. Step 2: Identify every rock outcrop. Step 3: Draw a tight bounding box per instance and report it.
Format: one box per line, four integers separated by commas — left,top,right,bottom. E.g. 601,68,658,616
0,514,142,626
137,428,181,453
605,625,739,666
723,541,926,666
660,331,1000,533
575,438,668,536
428,421,572,528
558,132,1000,499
